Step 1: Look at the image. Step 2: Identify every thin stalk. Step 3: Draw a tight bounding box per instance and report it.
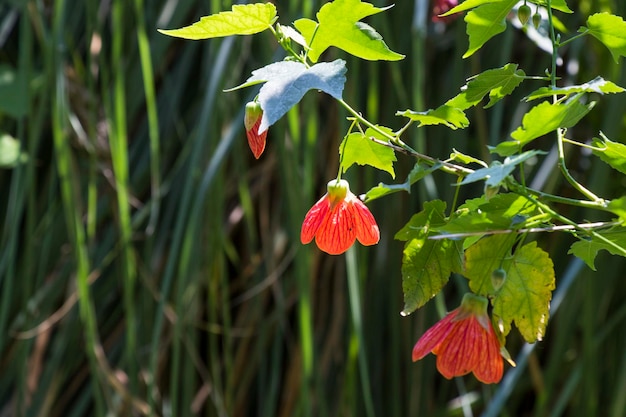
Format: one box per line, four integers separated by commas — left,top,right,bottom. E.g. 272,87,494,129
133,0,161,236
345,248,375,417
110,0,138,395
50,1,105,413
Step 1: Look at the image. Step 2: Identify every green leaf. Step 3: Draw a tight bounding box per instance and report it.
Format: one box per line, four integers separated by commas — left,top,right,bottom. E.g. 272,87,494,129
447,64,526,110
294,0,404,63
433,193,541,236
463,0,517,59
395,201,463,315
524,76,625,101
396,105,469,129
607,197,626,223
444,0,572,16
591,133,626,175
0,133,27,167
363,163,438,203
449,149,489,167
568,227,626,270
491,97,594,156
158,3,277,39
0,65,28,118
227,60,346,133
582,13,626,63
466,235,555,342
340,126,397,178
531,0,573,13
460,150,545,186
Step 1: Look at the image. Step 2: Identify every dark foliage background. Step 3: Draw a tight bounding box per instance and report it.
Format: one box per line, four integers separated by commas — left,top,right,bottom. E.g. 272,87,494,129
0,0,625,416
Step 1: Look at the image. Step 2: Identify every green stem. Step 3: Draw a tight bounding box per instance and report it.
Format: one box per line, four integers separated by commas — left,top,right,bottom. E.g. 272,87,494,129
557,29,589,48
556,128,603,202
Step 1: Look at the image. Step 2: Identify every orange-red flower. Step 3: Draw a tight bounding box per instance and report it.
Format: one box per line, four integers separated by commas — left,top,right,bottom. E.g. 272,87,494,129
301,179,380,255
412,293,504,384
244,101,267,159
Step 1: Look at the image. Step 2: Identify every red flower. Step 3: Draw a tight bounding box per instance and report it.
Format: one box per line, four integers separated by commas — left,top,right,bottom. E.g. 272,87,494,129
412,293,504,384
244,101,267,159
301,179,380,255
432,0,459,22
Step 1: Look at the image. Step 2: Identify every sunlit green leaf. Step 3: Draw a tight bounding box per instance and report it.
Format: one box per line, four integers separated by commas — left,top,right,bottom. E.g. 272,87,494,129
466,235,555,342
582,13,626,63
524,76,625,101
226,60,346,132
340,126,397,178
0,133,27,167
443,0,571,16
363,163,437,203
448,63,526,110
591,133,626,175
607,197,626,223
460,150,544,186
568,227,626,270
463,0,517,59
531,0,573,13
395,201,463,315
449,149,489,167
158,3,277,39
491,97,594,156
294,0,404,63
433,193,541,236
396,105,469,129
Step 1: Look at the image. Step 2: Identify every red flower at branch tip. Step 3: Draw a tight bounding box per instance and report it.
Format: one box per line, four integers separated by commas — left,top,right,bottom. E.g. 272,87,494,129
300,179,380,255
244,101,267,159
432,0,459,23
412,293,504,384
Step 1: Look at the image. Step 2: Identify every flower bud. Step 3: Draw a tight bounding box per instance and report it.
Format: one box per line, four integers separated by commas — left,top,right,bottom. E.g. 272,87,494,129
517,4,531,26
532,12,542,29
491,268,507,291
244,101,267,159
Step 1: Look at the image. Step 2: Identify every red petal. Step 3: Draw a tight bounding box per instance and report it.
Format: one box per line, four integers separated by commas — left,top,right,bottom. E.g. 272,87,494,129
412,310,459,361
350,197,380,246
315,200,356,255
473,322,504,384
246,118,267,159
301,195,330,244
434,315,503,383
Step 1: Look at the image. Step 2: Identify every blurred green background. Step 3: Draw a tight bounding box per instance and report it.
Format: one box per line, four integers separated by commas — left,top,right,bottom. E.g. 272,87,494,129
1,0,625,416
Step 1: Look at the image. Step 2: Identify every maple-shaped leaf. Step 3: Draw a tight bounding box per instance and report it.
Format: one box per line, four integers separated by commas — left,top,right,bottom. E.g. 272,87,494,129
433,193,542,236
395,201,463,315
581,13,626,63
607,197,626,223
396,105,469,129
591,133,626,175
491,97,594,156
158,3,277,39
226,60,346,133
442,0,571,16
459,150,545,187
447,63,526,110
465,235,555,343
339,126,397,178
294,0,404,62
568,227,626,270
524,76,625,101
463,0,517,59
363,162,438,203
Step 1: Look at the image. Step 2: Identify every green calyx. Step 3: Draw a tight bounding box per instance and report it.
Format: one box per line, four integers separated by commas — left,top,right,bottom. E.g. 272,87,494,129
327,179,350,203
458,293,491,331
244,101,263,131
